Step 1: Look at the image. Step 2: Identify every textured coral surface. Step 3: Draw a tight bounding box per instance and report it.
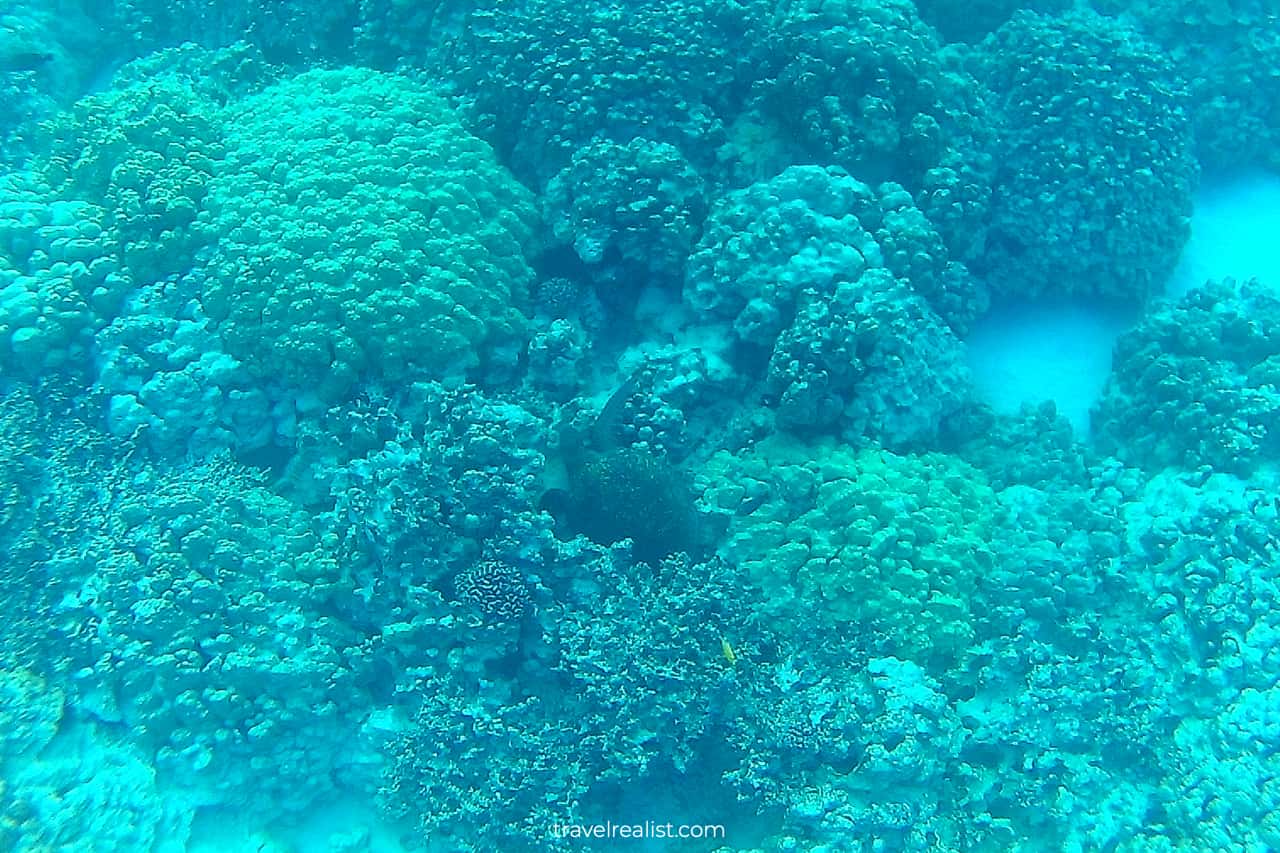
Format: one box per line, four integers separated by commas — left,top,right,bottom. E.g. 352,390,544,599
1,3,1279,852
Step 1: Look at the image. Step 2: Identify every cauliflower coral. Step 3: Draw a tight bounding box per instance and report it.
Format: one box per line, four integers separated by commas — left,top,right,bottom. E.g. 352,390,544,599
700,436,997,668
199,67,540,399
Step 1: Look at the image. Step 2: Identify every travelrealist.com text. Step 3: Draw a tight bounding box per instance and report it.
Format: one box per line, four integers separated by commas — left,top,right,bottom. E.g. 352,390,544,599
549,821,727,840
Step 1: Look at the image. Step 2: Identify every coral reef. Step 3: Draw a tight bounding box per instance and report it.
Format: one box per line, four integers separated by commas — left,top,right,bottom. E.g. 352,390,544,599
1090,0,1280,170
0,175,131,378
686,166,973,446
544,137,707,296
699,436,997,670
454,559,532,621
0,667,192,853
441,0,752,188
1094,278,1280,474
382,548,772,852
561,446,701,563
745,0,997,260
66,455,376,815
912,0,1070,43
199,66,540,399
1,1,1278,850
972,9,1198,301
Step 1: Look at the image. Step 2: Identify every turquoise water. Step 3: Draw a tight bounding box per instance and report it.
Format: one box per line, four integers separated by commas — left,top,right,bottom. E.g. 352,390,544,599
1,3,1279,851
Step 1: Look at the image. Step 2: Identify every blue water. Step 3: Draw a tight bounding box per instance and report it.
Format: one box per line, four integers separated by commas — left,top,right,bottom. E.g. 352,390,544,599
1,3,1279,852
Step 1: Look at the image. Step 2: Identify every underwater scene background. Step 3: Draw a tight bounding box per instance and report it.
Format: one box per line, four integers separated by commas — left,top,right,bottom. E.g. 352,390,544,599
1,1,1279,851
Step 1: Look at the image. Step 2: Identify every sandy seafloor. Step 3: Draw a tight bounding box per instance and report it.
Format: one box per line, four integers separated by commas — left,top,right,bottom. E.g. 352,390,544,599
967,170,1280,437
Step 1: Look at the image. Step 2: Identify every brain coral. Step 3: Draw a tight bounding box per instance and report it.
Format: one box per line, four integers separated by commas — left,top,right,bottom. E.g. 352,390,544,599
975,9,1197,301
454,559,531,622
198,67,539,399
699,436,996,669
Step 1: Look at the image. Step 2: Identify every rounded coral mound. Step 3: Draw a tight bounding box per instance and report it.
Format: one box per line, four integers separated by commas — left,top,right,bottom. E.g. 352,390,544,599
685,166,974,446
1090,0,1280,171
1094,278,1280,474
543,137,707,295
748,0,997,260
0,45,241,380
699,436,997,669
443,0,750,187
686,166,886,347
975,9,1198,301
198,67,540,399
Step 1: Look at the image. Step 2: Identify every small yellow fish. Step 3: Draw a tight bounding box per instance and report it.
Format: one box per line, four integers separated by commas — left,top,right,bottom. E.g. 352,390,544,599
720,637,738,666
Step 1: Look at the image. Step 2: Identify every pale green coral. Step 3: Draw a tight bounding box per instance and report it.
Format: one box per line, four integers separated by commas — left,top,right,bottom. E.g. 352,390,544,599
0,178,130,376
0,46,250,378
31,49,228,283
699,436,996,667
198,67,540,398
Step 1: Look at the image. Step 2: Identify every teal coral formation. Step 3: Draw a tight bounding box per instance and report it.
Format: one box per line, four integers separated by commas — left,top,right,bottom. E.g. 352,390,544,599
59,453,374,816
27,45,247,284
1095,278,1280,474
544,137,708,294
686,166,972,445
200,67,539,399
442,0,751,187
700,436,996,669
0,667,191,853
1090,0,1280,171
973,8,1198,301
0,177,130,377
1,1,1279,851
746,0,997,259
912,0,1070,42
382,549,770,852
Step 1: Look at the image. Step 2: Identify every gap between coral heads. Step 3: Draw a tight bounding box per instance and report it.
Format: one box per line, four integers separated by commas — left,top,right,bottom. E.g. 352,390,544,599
966,168,1280,437
965,295,1136,438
